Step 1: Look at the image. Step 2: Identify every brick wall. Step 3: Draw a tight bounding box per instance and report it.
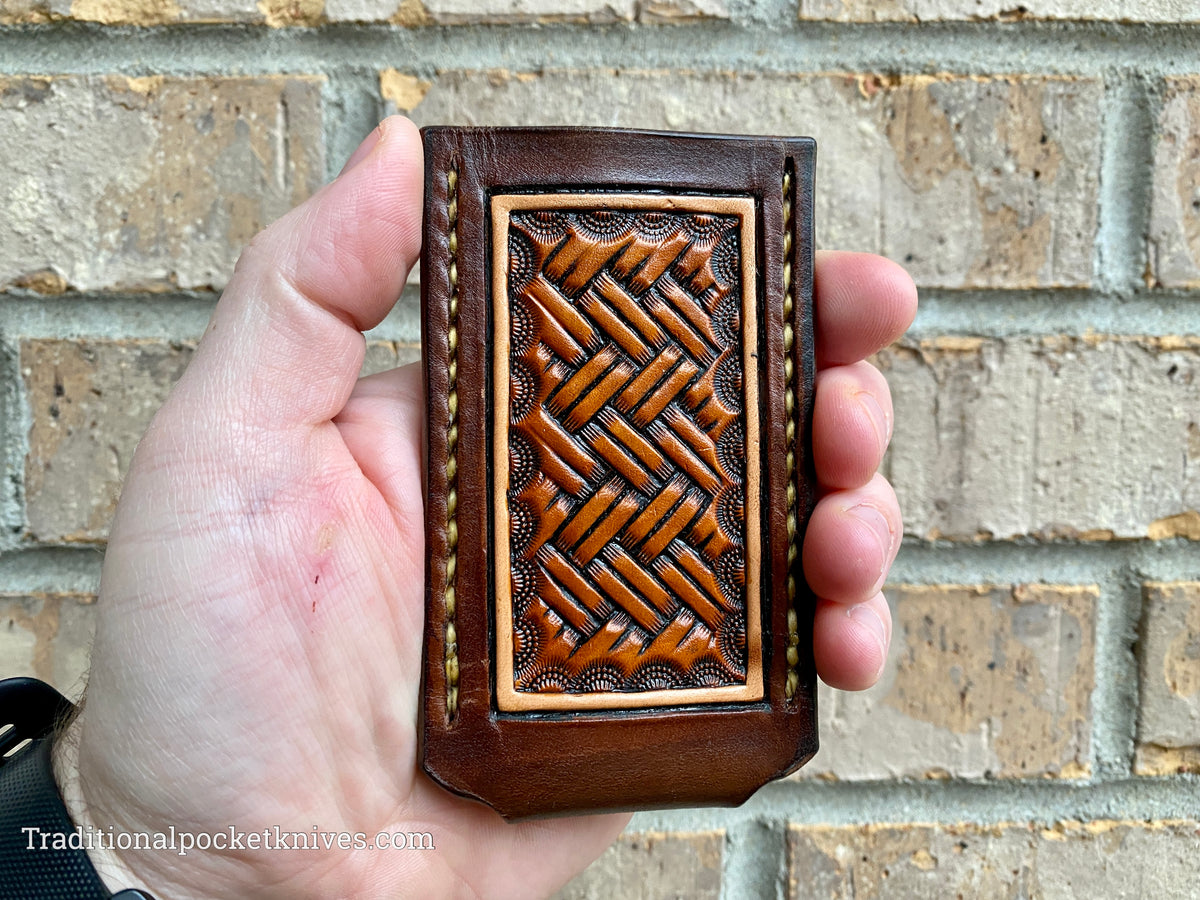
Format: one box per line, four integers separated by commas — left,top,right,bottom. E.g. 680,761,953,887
3,4,1200,897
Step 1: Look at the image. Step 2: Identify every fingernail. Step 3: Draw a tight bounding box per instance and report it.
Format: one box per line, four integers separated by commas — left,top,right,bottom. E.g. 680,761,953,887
847,602,889,677
848,502,895,578
338,124,384,178
855,389,891,455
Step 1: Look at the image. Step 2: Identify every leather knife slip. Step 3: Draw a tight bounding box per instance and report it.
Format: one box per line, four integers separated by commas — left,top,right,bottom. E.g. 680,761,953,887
419,126,818,818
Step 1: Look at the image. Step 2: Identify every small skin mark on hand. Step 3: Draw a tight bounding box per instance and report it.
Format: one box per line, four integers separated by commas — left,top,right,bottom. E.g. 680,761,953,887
312,599,317,614
317,523,336,554
314,574,320,584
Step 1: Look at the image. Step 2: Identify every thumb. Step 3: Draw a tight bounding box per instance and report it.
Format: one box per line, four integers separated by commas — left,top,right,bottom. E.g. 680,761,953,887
178,115,423,431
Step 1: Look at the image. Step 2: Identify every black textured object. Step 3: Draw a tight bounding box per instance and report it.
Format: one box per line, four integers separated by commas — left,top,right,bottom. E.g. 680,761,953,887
0,677,156,900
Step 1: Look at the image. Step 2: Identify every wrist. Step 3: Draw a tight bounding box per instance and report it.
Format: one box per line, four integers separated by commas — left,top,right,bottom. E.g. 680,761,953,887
0,676,158,899
52,715,146,896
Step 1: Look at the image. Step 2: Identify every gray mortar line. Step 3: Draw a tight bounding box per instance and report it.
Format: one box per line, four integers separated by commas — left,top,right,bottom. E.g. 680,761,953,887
6,289,1200,342
892,538,1200,585
909,292,1200,338
0,343,24,554
1094,72,1157,294
0,546,104,593
8,538,1196,592
1130,539,1200,581
0,288,422,342
0,295,218,340
720,819,788,900
1089,572,1144,779
3,23,1200,78
629,774,1200,832
323,68,386,183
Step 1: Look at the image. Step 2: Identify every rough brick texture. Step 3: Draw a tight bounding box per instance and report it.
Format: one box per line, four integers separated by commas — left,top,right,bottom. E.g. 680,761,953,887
397,70,1101,289
798,0,1200,21
361,341,422,375
2,8,1200,896
801,584,1095,780
1136,582,1200,774
1149,77,1200,288
0,594,96,696
0,0,282,24
0,0,726,24
0,76,324,292
20,340,420,544
787,821,1200,899
404,0,730,23
556,831,723,900
23,340,195,544
0,0,245,24
883,336,1200,540
7,0,1196,23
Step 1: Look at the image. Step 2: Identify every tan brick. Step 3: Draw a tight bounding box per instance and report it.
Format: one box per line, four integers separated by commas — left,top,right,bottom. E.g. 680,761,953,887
1149,77,1200,288
360,341,422,376
398,70,1101,288
0,0,264,22
787,821,1200,899
21,340,419,543
556,831,723,900
379,70,432,113
0,0,299,24
23,340,195,544
1134,742,1200,776
883,336,1200,540
399,0,727,22
257,0,323,25
0,594,96,697
799,0,1200,21
800,584,1095,781
0,0,53,22
1136,582,1200,772
0,0,726,23
0,76,323,292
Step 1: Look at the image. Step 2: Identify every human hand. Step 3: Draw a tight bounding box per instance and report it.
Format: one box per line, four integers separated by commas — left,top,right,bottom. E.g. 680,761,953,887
57,117,915,899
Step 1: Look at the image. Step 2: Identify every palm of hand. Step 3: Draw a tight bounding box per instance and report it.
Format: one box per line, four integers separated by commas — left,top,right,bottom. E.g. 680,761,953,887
79,338,622,898
66,118,915,900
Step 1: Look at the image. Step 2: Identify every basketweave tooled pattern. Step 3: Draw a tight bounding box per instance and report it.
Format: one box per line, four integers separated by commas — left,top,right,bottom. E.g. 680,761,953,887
506,208,749,694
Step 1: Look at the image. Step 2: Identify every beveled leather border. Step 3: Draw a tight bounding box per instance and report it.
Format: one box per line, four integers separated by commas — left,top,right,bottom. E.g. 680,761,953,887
490,192,764,712
420,127,819,819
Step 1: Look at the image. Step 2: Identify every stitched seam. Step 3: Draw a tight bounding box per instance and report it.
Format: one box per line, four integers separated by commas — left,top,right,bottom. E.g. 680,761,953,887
782,167,801,702
444,166,461,720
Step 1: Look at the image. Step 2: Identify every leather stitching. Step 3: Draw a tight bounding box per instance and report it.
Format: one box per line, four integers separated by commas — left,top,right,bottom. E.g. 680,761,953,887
782,166,801,702
444,166,462,720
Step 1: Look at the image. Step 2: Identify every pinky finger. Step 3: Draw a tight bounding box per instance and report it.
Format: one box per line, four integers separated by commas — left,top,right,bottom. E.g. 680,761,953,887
812,593,892,691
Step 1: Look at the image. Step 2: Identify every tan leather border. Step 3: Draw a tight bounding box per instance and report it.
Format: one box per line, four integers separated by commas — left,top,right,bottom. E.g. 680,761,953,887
491,192,764,712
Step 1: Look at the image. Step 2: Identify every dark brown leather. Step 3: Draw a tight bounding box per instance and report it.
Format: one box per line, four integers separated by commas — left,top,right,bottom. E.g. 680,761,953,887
420,126,818,819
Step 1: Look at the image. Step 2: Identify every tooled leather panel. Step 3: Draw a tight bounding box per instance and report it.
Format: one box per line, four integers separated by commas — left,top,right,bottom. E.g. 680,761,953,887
422,128,819,819
505,208,749,695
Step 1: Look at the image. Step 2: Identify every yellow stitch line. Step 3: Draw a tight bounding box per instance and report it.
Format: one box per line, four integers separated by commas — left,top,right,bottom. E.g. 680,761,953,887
782,168,800,702
445,166,461,720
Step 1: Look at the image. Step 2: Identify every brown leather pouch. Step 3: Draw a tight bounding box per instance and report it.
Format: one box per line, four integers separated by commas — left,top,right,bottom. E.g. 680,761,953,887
420,126,818,818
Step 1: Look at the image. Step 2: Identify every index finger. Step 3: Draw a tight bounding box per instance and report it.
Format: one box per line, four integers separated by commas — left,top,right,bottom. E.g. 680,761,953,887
815,251,918,368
